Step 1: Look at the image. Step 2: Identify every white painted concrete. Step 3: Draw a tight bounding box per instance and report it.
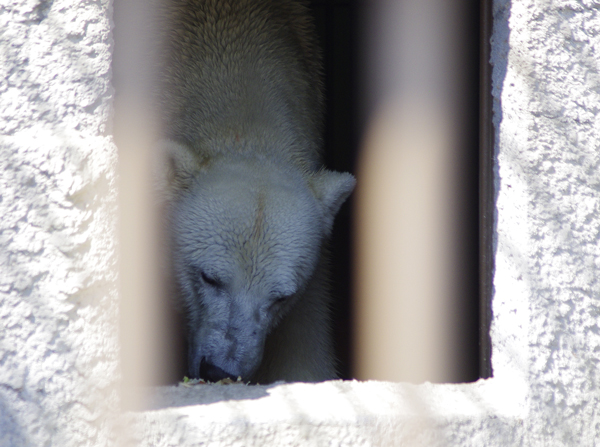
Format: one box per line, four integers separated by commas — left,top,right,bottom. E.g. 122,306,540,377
2,0,600,445
0,1,119,446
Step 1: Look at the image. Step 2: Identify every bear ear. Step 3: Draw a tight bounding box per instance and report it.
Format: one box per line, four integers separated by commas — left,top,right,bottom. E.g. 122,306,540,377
309,170,356,235
153,139,202,200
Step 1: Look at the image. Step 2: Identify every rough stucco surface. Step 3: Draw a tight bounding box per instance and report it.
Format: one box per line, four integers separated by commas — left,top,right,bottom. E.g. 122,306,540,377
492,0,600,444
0,1,119,446
119,378,526,447
2,0,600,445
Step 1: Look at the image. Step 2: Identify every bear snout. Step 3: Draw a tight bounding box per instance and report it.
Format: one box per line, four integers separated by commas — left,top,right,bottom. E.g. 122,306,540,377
199,357,238,382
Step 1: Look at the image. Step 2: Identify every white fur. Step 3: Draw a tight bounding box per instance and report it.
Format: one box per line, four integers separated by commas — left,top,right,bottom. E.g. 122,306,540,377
156,0,355,383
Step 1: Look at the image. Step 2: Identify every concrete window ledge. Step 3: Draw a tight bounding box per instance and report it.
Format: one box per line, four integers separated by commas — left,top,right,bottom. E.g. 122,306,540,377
124,378,527,446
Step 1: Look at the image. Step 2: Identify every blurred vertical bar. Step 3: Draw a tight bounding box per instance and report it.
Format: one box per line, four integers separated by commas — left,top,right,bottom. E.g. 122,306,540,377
354,0,472,383
113,0,170,409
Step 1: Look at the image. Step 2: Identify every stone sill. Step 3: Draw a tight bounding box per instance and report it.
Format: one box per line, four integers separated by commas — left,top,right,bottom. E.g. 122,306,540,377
126,378,527,446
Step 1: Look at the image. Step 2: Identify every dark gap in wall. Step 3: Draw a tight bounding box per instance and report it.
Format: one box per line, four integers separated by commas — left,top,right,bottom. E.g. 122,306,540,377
458,0,482,382
479,0,494,379
115,0,486,385
311,0,359,380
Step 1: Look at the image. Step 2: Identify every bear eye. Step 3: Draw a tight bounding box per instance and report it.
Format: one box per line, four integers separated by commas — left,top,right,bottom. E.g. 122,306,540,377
200,271,221,288
272,294,291,306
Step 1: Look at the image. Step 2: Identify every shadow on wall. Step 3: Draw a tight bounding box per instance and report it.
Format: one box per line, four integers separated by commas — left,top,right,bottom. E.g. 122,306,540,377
0,396,27,446
491,0,510,161
141,382,274,411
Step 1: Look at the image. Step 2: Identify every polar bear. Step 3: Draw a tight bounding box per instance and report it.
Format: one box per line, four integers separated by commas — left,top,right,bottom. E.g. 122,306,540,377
155,0,355,383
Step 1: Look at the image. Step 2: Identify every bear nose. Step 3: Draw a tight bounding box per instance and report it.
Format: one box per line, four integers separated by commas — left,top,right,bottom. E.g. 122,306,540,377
199,357,237,382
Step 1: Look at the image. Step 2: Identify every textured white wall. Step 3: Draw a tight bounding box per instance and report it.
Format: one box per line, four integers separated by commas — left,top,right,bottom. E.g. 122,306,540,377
0,1,119,446
2,0,600,445
492,0,600,443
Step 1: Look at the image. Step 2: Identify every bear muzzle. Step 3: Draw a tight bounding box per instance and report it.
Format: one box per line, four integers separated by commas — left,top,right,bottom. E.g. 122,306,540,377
199,356,238,382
